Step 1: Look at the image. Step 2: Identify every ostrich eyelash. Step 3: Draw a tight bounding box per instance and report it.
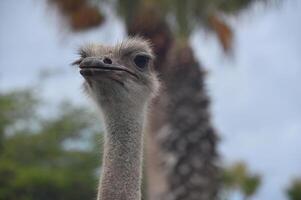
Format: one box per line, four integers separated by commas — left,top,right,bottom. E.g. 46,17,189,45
71,48,88,66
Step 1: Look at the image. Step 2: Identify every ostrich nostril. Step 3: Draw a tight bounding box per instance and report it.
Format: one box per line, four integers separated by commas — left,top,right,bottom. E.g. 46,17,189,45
103,57,112,64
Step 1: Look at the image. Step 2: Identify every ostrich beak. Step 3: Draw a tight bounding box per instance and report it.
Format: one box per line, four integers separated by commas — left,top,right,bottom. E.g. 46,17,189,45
79,57,138,79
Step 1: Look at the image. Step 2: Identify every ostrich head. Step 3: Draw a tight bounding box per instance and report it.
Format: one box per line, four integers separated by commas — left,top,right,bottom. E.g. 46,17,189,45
73,37,159,110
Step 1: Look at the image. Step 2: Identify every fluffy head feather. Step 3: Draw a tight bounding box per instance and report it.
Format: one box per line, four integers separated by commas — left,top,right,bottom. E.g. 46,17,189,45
73,37,159,111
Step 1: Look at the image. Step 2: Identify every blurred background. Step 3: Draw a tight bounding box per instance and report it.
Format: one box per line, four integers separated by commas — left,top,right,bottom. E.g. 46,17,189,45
0,0,300,200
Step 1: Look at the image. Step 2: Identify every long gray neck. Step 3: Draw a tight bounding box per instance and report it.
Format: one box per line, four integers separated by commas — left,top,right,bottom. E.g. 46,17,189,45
97,102,146,200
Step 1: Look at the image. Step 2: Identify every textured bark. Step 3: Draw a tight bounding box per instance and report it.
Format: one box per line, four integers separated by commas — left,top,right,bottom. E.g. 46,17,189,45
127,5,219,200
156,43,219,200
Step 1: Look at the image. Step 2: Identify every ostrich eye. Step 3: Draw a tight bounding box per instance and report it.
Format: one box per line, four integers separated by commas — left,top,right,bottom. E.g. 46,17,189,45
134,54,150,69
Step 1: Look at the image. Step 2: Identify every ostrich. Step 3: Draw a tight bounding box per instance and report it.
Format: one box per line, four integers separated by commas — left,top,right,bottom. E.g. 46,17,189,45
73,37,159,200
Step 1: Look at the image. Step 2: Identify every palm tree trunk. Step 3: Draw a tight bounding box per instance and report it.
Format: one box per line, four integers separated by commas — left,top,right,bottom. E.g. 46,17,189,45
127,6,219,200
151,42,220,200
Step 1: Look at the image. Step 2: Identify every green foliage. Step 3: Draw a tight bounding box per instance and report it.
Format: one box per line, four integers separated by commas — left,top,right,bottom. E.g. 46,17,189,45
222,161,261,199
0,89,102,200
241,175,261,198
0,89,37,131
287,179,301,200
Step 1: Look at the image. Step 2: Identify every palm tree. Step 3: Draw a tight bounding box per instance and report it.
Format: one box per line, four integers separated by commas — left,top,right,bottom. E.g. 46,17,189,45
110,1,269,199
48,0,271,199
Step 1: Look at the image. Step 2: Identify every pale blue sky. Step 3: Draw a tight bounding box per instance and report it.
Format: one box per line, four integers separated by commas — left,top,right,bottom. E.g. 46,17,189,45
0,0,300,200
